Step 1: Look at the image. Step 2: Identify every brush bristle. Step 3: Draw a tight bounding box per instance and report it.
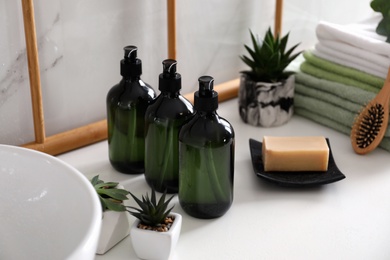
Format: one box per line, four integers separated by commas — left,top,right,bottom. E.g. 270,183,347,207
355,103,384,148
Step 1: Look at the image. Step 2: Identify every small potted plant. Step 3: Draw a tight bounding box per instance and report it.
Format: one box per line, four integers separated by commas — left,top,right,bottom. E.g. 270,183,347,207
91,175,130,255
239,27,301,127
127,188,182,260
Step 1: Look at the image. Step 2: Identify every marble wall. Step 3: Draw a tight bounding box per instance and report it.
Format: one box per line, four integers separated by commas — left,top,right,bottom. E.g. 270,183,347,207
0,0,372,146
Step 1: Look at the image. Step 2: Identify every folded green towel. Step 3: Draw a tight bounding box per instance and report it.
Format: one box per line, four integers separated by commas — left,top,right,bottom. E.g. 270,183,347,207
295,106,351,135
303,50,385,88
296,83,360,116
295,79,390,138
294,71,390,152
295,71,376,105
300,61,380,93
294,92,355,129
294,105,390,152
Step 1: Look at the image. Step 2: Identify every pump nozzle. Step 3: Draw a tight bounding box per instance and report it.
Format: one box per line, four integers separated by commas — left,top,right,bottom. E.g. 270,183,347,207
159,59,181,92
124,46,138,62
120,45,142,77
194,76,218,112
198,76,214,97
162,59,177,78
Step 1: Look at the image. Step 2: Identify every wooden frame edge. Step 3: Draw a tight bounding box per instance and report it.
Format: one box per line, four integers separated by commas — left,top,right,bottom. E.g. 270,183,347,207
22,79,239,155
275,0,283,36
20,0,282,156
167,0,177,59
21,0,46,143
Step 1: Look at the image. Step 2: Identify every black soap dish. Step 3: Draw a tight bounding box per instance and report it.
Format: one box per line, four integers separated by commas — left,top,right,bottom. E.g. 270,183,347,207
249,138,346,187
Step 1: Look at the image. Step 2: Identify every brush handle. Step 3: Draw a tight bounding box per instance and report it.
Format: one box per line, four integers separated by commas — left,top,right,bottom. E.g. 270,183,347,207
374,67,390,106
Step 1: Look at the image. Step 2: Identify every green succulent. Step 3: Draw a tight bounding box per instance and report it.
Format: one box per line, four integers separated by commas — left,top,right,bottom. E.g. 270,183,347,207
91,175,129,212
240,27,301,83
127,188,174,227
371,0,390,43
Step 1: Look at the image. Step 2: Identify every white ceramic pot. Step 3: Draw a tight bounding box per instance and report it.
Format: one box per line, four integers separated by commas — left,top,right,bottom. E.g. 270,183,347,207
238,74,295,127
96,210,130,254
96,184,130,255
130,212,182,260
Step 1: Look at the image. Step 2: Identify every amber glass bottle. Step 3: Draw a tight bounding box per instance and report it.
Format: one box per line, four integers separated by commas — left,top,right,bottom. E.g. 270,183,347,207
144,59,193,193
106,46,156,174
179,76,235,219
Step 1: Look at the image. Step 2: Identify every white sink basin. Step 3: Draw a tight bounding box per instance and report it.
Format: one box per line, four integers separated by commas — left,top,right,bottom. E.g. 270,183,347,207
0,145,102,259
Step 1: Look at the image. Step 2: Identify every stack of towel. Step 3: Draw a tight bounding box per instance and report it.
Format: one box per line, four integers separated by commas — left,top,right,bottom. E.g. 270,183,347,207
293,15,390,151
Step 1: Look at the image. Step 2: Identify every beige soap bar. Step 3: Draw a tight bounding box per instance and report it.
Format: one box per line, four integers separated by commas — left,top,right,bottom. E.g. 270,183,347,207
262,136,329,172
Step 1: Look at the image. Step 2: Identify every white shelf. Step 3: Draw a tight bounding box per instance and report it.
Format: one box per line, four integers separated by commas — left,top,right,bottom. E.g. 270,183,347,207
58,98,390,260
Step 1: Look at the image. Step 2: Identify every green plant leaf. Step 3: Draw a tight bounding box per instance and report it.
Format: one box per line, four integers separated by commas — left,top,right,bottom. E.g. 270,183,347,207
377,17,389,34
240,55,257,69
376,18,390,43
240,26,301,83
98,189,129,201
129,192,150,213
94,182,119,189
100,197,126,212
279,34,288,54
371,0,390,15
249,30,262,57
90,175,129,212
371,0,390,41
90,175,102,186
127,188,175,227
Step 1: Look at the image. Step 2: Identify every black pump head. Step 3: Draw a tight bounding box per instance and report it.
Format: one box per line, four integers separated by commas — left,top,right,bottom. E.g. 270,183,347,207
163,59,177,77
124,45,138,61
159,59,181,92
194,76,218,112
198,76,214,97
121,45,142,77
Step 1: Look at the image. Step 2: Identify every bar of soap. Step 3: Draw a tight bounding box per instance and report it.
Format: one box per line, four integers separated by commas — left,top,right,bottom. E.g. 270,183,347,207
262,136,329,172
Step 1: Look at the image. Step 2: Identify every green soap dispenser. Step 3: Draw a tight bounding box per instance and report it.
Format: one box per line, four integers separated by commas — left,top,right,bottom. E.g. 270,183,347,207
144,59,194,193
106,46,156,174
179,76,235,219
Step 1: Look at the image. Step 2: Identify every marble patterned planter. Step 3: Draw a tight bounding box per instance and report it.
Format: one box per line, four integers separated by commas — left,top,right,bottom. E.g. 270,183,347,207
238,74,295,127
130,212,182,260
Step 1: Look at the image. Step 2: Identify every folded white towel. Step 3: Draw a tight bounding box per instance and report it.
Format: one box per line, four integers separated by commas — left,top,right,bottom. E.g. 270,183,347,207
320,39,390,69
314,42,388,78
316,15,390,59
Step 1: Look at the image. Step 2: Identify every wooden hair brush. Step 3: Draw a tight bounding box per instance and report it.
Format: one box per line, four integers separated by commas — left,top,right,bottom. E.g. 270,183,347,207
351,67,390,154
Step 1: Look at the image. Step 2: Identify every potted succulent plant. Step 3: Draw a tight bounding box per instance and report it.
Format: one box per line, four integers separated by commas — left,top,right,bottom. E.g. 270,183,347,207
239,27,301,127
127,188,182,260
91,175,131,255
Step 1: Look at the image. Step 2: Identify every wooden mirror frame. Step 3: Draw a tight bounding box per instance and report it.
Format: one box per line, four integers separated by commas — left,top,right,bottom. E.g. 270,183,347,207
20,0,283,155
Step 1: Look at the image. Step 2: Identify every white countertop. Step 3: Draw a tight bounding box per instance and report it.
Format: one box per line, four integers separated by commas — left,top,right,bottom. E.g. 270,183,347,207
58,98,390,260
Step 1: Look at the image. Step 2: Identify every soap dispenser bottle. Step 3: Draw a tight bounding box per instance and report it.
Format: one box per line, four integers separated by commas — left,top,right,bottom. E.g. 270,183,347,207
144,59,194,193
106,45,156,174
179,76,235,219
